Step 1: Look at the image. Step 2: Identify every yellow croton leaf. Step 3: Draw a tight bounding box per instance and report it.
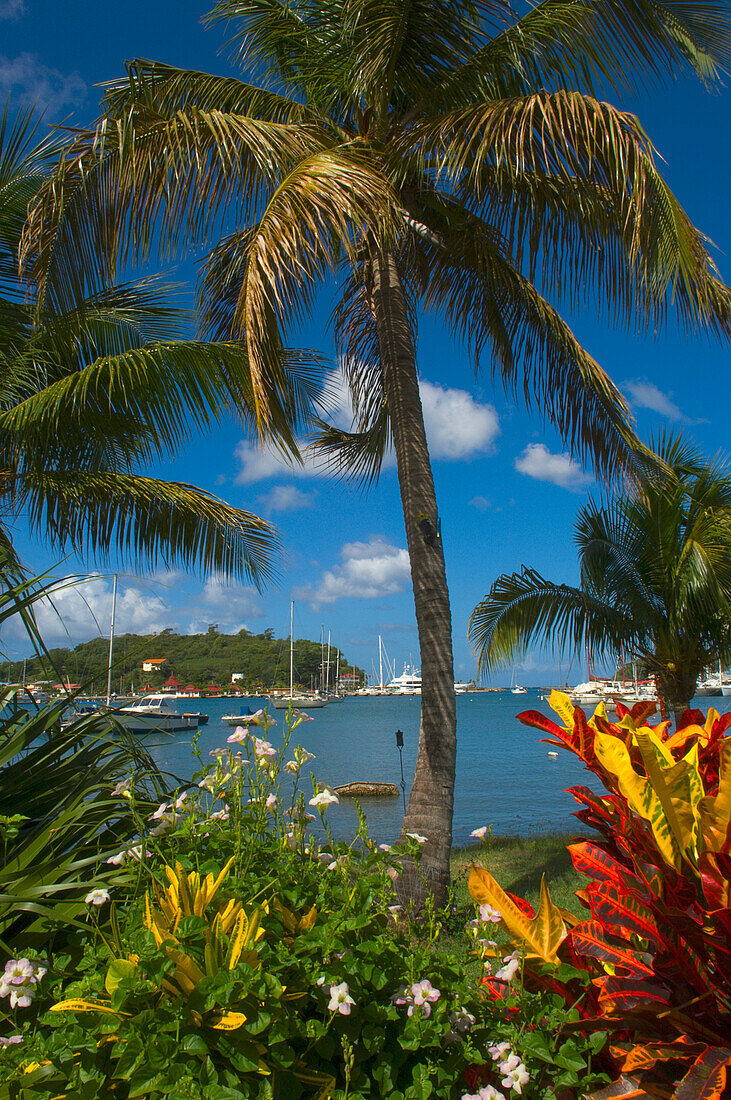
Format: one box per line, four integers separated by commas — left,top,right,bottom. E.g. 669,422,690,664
549,690,576,729
594,727,703,870
51,999,126,1016
698,739,731,851
468,865,567,963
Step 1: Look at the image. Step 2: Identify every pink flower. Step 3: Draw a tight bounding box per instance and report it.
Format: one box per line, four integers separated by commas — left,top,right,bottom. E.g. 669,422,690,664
226,728,249,744
85,889,110,907
3,959,34,986
494,951,521,983
478,903,502,924
499,1054,530,1094
406,832,428,845
470,826,489,839
265,793,277,813
0,1035,22,1046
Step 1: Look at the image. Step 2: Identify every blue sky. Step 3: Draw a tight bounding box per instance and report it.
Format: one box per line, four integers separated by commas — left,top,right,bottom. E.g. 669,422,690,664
2,0,730,685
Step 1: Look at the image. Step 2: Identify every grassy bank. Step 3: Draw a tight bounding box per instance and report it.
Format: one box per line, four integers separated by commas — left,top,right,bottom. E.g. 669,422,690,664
450,832,584,916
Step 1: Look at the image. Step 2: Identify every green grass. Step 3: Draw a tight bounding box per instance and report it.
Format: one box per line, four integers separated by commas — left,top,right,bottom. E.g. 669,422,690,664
450,833,585,917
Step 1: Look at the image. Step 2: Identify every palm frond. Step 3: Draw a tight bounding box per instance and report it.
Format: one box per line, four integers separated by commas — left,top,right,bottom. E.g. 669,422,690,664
469,567,631,674
199,146,398,425
416,91,731,335
15,471,279,585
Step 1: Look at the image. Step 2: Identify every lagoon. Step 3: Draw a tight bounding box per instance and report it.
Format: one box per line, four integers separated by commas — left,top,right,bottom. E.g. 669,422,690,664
144,690,731,846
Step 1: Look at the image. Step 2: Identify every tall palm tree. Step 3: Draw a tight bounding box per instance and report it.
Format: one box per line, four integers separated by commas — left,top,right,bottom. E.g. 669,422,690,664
1,105,321,585
20,2,731,900
469,434,731,725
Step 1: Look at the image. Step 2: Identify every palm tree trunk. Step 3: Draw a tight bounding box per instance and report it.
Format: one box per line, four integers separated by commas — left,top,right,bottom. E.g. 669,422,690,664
371,248,456,909
656,666,698,727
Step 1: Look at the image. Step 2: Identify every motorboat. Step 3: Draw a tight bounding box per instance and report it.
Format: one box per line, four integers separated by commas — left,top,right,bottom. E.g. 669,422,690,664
222,709,253,725
113,694,205,734
454,681,473,694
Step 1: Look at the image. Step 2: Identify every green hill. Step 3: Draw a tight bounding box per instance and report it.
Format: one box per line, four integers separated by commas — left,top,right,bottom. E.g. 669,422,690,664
1,627,364,694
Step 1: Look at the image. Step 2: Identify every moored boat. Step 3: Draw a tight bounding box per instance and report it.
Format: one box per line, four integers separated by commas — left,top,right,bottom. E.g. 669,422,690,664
114,694,205,734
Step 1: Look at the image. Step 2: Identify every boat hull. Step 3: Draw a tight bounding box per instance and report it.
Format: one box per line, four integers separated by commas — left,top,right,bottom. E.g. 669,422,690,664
269,695,328,709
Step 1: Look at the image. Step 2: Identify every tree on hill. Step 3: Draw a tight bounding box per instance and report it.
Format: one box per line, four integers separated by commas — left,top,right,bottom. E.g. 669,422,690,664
22,2,731,902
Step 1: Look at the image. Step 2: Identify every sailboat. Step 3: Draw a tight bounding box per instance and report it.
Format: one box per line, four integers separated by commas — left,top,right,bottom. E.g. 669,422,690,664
269,602,328,710
510,669,527,695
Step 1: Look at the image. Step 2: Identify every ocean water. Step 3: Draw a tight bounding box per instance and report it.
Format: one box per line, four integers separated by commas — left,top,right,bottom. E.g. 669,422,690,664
144,690,731,846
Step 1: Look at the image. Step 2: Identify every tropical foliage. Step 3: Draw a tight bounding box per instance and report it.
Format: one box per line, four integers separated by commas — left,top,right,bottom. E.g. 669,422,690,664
20,1,731,898
0,561,166,951
0,106,323,585
468,690,731,1099
469,434,731,721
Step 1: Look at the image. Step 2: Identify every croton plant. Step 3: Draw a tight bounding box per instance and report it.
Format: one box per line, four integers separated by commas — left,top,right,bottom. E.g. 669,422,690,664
469,692,731,1100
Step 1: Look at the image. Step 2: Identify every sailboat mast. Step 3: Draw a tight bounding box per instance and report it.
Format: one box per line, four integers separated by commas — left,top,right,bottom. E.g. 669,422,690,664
289,601,294,698
320,626,324,692
326,631,331,695
335,650,340,695
106,574,118,707
379,635,383,690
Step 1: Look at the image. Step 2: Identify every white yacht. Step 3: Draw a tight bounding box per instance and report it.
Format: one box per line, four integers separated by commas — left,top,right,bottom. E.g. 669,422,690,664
388,664,422,694
114,695,204,734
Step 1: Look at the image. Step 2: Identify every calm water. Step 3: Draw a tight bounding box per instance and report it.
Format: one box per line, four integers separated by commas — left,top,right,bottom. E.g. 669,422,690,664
143,691,731,846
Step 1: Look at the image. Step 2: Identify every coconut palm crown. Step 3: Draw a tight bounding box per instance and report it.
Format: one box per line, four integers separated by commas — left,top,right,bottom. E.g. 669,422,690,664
19,0,731,899
2,105,323,587
469,434,731,724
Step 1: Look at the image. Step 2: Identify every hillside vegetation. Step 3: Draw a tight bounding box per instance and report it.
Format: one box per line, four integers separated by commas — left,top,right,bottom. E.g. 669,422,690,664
1,627,363,694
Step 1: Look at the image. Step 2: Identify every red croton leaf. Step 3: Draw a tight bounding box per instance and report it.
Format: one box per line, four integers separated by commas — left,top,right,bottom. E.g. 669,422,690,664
674,1046,731,1100
586,883,661,944
596,976,672,1013
570,921,656,979
568,842,634,890
587,1075,651,1098
621,1042,706,1074
505,891,535,918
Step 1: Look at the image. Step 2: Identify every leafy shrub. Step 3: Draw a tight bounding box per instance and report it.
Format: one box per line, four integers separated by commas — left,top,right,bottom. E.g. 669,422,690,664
1,709,608,1098
468,692,731,1100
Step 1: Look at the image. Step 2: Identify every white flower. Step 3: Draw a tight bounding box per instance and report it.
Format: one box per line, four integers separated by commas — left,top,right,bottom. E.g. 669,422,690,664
209,747,227,757
85,888,110,907
327,981,355,1015
411,979,440,1007
285,831,298,850
265,794,277,813
309,789,339,808
470,826,489,839
0,1035,22,1046
488,1042,511,1063
111,777,132,798
327,856,347,871
148,802,169,821
8,987,33,1008
406,832,428,845
378,843,392,852
283,760,299,774
295,747,316,763
499,1054,530,1094
494,951,521,983
174,791,188,810
478,903,502,924
198,774,217,791
316,975,327,987
104,851,127,866
210,805,230,822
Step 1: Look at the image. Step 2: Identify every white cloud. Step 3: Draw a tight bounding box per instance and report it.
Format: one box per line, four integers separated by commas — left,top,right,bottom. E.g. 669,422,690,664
5,574,172,650
624,380,688,421
257,485,316,513
419,380,500,459
233,370,499,484
186,574,264,634
515,443,592,492
0,53,86,113
294,536,411,608
469,495,491,512
0,0,25,19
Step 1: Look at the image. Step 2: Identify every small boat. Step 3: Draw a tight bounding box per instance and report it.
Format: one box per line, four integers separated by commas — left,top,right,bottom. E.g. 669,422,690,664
334,781,400,798
389,663,422,695
269,693,328,710
222,709,253,726
510,670,527,695
454,681,473,694
114,694,205,734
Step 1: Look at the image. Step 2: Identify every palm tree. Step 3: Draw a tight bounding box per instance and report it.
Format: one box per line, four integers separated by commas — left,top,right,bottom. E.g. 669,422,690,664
1,105,322,585
469,434,731,725
20,2,731,901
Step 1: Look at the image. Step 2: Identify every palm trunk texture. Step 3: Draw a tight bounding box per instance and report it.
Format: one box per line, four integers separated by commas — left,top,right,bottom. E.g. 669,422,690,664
372,249,456,908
